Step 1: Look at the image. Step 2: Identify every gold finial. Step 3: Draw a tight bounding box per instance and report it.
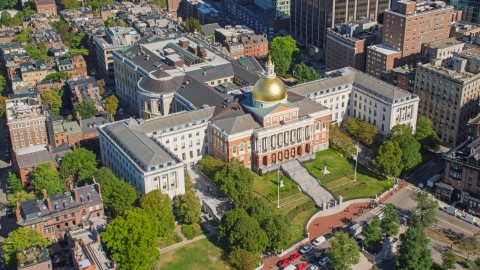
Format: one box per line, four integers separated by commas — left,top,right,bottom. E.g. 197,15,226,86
267,55,273,66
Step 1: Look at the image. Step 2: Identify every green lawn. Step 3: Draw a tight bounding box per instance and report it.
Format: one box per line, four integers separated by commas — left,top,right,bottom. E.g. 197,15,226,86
158,237,231,270
252,171,300,203
304,149,390,201
288,208,317,245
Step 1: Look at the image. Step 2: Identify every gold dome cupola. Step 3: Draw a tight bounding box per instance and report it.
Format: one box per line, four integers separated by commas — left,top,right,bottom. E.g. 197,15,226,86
252,57,287,108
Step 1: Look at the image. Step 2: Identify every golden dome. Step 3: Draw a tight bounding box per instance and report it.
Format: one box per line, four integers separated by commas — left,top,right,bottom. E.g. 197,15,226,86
252,77,287,102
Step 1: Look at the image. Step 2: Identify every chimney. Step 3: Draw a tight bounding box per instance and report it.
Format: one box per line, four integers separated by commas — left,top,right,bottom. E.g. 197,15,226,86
48,144,52,153
95,182,101,195
73,189,79,202
96,231,101,243
15,200,20,222
90,222,94,232
76,111,82,127
43,189,52,210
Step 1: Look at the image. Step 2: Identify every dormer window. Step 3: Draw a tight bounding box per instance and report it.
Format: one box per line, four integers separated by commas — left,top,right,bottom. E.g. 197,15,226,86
63,201,68,209
80,195,84,203
87,193,91,201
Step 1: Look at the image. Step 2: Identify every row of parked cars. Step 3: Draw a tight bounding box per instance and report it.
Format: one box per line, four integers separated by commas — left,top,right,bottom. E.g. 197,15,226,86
440,205,479,226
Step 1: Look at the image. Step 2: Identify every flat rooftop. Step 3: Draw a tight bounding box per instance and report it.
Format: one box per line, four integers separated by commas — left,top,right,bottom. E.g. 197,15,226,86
426,38,464,49
368,44,400,55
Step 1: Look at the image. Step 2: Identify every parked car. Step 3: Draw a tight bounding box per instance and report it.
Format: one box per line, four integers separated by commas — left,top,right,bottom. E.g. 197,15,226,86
296,263,307,270
289,253,301,262
307,266,319,270
318,255,329,266
324,233,334,239
299,245,313,254
332,226,343,233
277,258,290,268
312,236,326,246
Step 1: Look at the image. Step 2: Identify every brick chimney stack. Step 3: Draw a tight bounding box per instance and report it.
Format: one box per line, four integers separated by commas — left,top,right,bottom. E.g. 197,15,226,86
15,200,20,222
43,189,52,210
95,182,101,195
76,111,82,127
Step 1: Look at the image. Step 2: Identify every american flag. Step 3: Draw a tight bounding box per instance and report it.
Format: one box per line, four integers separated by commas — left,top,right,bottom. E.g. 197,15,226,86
278,170,283,175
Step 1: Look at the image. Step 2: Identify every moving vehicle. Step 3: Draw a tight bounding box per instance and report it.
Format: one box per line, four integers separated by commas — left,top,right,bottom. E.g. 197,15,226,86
299,244,313,254
312,236,326,246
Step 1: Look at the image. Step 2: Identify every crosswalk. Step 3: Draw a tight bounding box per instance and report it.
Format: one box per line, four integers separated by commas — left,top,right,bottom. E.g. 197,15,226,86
405,184,422,193
371,204,386,216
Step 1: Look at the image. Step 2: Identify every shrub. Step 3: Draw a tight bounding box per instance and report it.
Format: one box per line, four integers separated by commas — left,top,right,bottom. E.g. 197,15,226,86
285,201,316,221
181,225,195,240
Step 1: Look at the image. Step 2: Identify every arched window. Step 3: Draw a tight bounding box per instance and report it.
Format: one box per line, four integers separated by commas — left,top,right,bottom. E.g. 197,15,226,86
316,122,320,130
322,120,327,128
232,145,237,154
240,142,244,152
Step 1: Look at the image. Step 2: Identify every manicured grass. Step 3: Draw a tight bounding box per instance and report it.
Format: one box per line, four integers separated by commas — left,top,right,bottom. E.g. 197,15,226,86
158,237,230,270
252,171,300,202
276,196,314,216
288,208,317,245
278,192,307,205
303,149,389,201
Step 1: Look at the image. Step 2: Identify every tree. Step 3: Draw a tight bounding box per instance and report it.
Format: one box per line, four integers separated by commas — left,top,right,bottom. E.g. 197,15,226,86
76,99,98,119
228,247,261,270
0,11,12,26
261,215,290,252
0,0,16,10
343,117,381,147
31,162,63,198
7,172,23,193
381,204,400,237
293,62,320,83
97,79,105,96
0,74,6,92
105,18,115,27
371,141,404,177
410,190,438,228
7,190,35,207
397,227,432,270
363,217,382,247
41,89,62,116
214,158,254,202
269,36,299,74
61,147,97,184
64,48,89,57
14,28,30,42
101,208,160,270
327,231,360,270
60,0,80,9
0,96,6,117
329,124,356,157
174,190,201,224
218,209,249,244
442,251,456,270
117,18,126,27
199,155,224,179
457,234,479,261
93,168,138,217
246,197,275,224
2,227,49,266
45,72,68,82
184,17,202,33
25,42,50,63
23,7,36,18
387,124,422,173
228,216,269,254
414,116,441,151
153,0,166,8
139,189,175,237
11,11,23,26
105,95,119,116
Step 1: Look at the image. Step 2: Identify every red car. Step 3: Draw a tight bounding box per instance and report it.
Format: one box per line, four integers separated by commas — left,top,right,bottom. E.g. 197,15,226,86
296,263,307,270
289,253,301,262
277,258,290,268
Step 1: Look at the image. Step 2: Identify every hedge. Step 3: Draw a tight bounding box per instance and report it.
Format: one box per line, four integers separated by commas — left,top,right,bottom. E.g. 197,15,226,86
285,201,316,222
265,186,300,202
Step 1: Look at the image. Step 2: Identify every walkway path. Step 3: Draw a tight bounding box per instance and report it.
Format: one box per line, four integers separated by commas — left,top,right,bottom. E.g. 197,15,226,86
281,160,334,207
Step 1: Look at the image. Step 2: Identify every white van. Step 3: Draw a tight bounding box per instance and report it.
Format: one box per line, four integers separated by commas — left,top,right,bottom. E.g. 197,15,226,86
312,236,326,246
283,265,297,270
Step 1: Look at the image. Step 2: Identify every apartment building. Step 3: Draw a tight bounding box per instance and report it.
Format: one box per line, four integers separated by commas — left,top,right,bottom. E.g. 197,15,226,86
33,0,57,16
15,184,104,241
326,19,379,72
290,67,420,138
385,65,416,92
422,37,469,65
413,47,480,146
93,27,140,81
98,117,186,197
215,25,268,59
67,77,103,112
382,1,453,66
450,21,480,38
56,54,88,78
365,44,402,79
451,0,480,23
19,60,49,87
290,0,390,53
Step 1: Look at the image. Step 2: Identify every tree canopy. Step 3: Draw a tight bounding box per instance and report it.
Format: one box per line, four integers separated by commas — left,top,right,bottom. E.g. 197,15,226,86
0,96,6,117
14,27,31,42
61,147,97,184
139,189,175,237
414,116,441,151
76,99,98,119
199,155,224,179
228,247,261,270
105,95,119,116
410,190,438,228
343,117,381,147
363,217,382,247
32,162,63,198
152,0,166,8
184,17,202,33
294,63,320,84
7,172,23,193
41,89,62,116
101,208,160,270
371,140,404,177
174,190,201,224
7,190,35,207
227,215,269,254
327,231,361,270
397,227,432,270
60,0,81,9
269,36,299,74
261,214,290,252
381,204,400,237
387,124,422,173
0,0,16,10
2,227,49,266
214,158,254,202
442,251,456,270
25,42,50,63
45,71,69,82
93,167,138,217
329,124,356,157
